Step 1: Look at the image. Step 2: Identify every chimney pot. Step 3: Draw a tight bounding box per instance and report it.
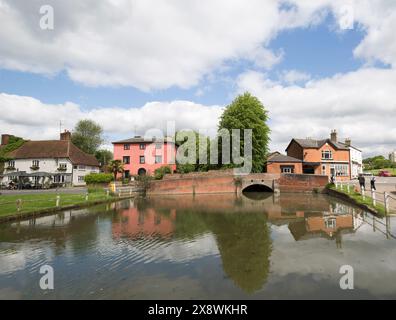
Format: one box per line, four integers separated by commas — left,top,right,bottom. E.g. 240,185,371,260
345,138,351,147
1,134,11,146
330,129,337,142
60,130,72,141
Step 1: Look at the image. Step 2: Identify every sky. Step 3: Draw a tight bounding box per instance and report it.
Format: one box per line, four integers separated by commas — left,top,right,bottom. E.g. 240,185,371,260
0,0,395,157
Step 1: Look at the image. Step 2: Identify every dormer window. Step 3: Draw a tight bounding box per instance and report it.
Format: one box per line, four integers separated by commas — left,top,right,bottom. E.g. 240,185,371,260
322,150,332,160
139,143,146,150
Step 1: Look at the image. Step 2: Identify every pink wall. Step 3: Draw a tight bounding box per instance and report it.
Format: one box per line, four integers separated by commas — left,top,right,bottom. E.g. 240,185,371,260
113,142,177,176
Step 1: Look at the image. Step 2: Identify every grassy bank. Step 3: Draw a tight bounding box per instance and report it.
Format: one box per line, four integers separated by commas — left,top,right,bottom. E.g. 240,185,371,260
364,168,396,176
328,184,386,217
0,191,114,218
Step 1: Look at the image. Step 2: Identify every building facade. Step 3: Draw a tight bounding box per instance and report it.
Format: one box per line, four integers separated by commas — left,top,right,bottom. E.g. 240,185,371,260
0,131,100,186
113,136,177,177
389,151,396,163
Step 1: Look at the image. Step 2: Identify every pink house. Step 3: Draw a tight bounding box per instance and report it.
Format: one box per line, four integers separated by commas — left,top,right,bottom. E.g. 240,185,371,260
112,136,177,177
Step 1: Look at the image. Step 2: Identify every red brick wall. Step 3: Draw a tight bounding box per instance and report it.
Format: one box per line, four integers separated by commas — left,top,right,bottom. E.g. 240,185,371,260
148,172,328,195
267,162,303,174
278,174,328,193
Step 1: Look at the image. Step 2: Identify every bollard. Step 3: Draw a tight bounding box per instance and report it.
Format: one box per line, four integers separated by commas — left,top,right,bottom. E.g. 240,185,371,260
118,191,121,198
384,192,389,215
347,184,350,194
106,190,110,198
56,195,60,207
16,199,22,212
85,192,89,201
129,188,132,196
362,187,365,200
372,190,376,206
335,181,338,189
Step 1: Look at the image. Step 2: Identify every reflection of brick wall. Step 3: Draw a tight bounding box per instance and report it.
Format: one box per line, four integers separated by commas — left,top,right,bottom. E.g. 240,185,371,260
278,174,328,193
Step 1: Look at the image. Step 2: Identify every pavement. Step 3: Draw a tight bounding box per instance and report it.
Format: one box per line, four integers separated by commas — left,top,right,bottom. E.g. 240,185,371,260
348,176,396,213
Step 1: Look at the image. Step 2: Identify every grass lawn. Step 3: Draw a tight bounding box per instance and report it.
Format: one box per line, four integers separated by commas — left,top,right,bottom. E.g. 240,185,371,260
330,184,386,217
364,168,396,176
0,191,114,217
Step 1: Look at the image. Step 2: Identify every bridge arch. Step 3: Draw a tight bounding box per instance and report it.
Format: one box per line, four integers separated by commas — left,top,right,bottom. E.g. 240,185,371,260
242,184,273,193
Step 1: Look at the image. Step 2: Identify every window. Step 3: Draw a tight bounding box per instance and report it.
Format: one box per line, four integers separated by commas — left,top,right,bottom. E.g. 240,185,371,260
8,160,15,168
325,218,336,229
281,166,294,173
123,156,130,164
59,163,67,170
79,165,86,170
139,143,146,150
32,160,40,167
124,144,130,150
139,156,145,164
322,165,326,175
155,143,162,149
331,164,349,177
155,155,162,164
124,170,130,178
321,150,333,160
73,165,78,169
78,176,85,182
54,175,65,183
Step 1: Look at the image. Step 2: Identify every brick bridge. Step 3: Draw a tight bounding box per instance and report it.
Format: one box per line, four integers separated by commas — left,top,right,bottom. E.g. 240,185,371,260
147,170,328,195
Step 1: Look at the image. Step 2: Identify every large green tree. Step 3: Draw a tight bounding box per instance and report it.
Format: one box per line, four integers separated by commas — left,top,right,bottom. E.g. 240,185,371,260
71,120,104,155
218,92,270,173
95,149,113,167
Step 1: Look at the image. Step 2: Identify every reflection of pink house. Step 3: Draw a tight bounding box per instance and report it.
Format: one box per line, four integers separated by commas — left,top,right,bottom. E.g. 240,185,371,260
112,207,176,238
112,136,177,177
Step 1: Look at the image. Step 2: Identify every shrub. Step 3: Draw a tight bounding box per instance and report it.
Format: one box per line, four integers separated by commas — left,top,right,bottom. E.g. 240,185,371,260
154,166,172,180
84,173,114,184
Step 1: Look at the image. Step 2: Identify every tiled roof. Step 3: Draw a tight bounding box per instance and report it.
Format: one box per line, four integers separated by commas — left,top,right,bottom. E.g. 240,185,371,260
267,154,302,163
112,136,175,144
291,138,350,150
6,140,99,166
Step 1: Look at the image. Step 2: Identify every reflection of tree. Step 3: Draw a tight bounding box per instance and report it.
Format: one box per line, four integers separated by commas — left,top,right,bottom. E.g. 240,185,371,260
174,210,271,294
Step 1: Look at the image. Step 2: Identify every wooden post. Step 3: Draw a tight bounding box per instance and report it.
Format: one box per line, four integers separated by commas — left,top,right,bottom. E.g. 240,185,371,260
384,192,389,215
16,199,22,212
372,190,376,206
56,195,60,207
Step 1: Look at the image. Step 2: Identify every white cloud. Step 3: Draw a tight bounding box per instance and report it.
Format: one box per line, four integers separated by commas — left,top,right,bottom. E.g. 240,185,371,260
279,69,311,84
237,68,396,157
0,0,287,90
0,93,223,145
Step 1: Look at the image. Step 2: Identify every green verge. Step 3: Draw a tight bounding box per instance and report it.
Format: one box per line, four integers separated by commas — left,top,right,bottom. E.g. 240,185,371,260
328,184,386,217
364,168,396,176
0,191,115,218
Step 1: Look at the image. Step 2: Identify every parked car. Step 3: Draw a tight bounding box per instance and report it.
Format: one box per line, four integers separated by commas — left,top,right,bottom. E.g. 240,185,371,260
378,170,391,177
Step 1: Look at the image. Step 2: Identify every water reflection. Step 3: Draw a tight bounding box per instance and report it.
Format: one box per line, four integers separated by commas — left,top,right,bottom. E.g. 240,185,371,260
0,193,395,299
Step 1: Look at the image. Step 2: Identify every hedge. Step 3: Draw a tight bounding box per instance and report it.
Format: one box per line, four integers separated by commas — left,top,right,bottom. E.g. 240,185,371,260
84,173,114,184
154,166,172,180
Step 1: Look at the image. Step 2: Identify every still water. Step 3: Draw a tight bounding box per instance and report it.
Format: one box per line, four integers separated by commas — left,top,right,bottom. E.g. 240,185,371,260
0,193,395,299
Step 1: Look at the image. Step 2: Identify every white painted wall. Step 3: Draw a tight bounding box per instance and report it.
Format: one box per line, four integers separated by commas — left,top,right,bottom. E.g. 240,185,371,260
349,146,363,178
1,158,99,186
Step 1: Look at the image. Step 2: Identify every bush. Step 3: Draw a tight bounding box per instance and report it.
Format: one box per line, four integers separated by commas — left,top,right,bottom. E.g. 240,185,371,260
154,166,172,180
84,173,114,184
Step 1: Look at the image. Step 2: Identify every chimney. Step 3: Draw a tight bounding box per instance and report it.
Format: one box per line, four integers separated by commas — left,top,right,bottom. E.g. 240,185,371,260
330,129,337,143
1,134,11,146
60,130,72,141
345,138,351,147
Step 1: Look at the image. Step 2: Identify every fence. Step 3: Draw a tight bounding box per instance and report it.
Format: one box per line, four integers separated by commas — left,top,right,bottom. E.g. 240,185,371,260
334,180,396,215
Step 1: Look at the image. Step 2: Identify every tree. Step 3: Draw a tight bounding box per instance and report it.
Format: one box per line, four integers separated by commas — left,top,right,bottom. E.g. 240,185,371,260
107,160,124,181
71,120,104,155
218,92,270,173
175,130,211,173
95,149,113,167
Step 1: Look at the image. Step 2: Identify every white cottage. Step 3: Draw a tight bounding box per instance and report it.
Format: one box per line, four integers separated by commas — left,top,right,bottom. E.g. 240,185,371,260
0,131,100,187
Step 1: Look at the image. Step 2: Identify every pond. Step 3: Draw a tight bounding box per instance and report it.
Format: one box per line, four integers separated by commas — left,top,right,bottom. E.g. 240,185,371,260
0,193,395,299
